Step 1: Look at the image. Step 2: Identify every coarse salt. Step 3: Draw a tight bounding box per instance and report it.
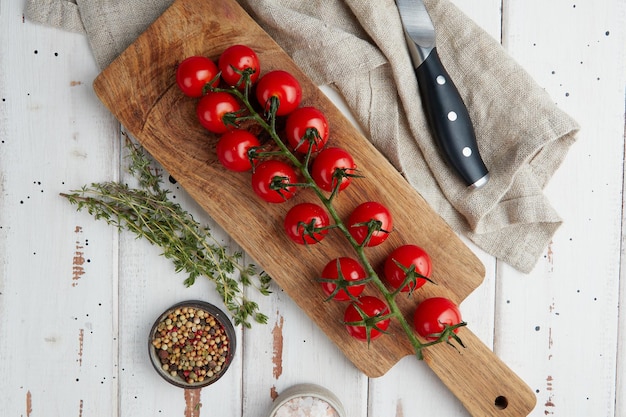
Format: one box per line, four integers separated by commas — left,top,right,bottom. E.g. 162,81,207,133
273,396,339,417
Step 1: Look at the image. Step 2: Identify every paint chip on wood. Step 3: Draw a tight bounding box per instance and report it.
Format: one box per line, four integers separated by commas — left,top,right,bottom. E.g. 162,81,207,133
272,314,284,380
184,389,202,417
72,226,86,286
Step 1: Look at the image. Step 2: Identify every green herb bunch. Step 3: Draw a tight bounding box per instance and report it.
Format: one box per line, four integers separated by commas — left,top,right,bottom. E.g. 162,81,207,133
62,137,271,328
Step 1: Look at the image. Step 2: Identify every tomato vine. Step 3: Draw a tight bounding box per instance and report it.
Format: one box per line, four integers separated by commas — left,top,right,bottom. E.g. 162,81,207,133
188,48,467,359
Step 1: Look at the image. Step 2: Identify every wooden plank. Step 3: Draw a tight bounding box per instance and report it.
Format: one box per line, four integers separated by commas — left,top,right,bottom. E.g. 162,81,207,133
368,0,502,414
241,270,370,417
115,168,245,416
0,2,119,415
498,0,626,416
618,201,626,417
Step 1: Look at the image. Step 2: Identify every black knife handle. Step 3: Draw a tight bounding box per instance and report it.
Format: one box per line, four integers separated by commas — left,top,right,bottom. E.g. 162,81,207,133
415,47,489,188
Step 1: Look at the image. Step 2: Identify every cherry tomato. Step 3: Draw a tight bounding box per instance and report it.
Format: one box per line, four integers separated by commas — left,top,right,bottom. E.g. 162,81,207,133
413,297,462,341
218,44,260,89
196,92,241,134
284,203,330,245
215,130,260,172
384,244,431,293
347,202,393,247
255,70,302,116
176,56,219,98
251,160,298,203
344,296,390,342
284,107,329,153
311,147,356,193
319,257,367,301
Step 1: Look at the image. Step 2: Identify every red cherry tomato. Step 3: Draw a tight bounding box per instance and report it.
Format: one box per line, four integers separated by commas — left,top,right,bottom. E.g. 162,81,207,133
218,44,260,89
255,70,302,116
319,257,367,301
413,297,462,341
284,203,330,245
284,107,329,153
196,92,241,134
215,130,260,172
384,244,432,293
176,56,219,98
347,202,393,247
344,296,390,342
311,147,356,193
251,160,298,203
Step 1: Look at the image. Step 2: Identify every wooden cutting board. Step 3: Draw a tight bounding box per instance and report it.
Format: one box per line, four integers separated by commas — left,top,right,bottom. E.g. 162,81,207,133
93,0,536,415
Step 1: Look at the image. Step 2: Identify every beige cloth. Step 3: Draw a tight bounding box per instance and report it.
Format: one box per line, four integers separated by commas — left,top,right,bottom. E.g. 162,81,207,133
25,0,579,273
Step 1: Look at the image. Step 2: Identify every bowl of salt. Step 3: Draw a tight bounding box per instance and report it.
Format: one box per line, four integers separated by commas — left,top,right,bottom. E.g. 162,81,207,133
267,383,346,417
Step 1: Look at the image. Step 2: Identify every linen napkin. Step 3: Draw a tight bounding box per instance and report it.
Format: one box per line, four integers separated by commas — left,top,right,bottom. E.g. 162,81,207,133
25,0,579,273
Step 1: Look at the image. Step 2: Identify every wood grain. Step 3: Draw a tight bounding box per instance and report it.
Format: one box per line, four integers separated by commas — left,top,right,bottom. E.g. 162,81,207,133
92,0,535,415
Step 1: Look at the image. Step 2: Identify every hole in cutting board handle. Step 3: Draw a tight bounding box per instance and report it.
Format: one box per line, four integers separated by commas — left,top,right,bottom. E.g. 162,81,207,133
494,396,509,410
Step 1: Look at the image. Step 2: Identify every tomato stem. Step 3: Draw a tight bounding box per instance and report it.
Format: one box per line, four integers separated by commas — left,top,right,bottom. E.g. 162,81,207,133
390,261,435,297
211,80,463,360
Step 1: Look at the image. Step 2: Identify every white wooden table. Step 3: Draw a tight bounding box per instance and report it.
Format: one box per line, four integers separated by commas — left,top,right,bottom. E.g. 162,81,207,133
1,1,625,416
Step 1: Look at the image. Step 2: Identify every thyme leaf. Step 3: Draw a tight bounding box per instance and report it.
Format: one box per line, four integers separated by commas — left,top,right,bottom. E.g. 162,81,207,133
61,137,270,328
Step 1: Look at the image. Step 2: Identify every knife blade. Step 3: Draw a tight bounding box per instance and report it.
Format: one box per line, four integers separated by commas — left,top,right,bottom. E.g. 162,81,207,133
396,0,489,189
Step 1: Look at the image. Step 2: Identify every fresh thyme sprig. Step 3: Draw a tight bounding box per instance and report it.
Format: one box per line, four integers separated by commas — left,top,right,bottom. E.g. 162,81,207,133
61,137,271,328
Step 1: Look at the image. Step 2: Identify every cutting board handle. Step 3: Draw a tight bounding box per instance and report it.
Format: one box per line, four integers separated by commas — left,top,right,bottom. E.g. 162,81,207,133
424,327,537,416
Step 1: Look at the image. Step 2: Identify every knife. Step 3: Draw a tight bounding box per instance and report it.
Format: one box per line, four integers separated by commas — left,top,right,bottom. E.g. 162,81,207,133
396,0,489,189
